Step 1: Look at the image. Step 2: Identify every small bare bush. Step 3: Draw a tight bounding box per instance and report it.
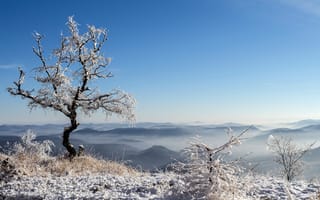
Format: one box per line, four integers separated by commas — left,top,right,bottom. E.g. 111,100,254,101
168,128,250,200
5,130,55,176
267,135,314,182
14,130,54,159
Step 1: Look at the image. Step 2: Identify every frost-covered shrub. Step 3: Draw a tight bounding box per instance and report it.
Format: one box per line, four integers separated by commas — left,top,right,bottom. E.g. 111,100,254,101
267,135,314,182
14,130,54,160
7,130,56,175
167,128,250,200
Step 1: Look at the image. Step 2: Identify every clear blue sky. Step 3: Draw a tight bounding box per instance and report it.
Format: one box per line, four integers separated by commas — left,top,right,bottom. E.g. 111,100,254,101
1,0,320,124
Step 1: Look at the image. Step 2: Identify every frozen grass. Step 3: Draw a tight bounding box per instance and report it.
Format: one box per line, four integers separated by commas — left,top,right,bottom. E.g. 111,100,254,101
9,154,136,177
48,155,136,176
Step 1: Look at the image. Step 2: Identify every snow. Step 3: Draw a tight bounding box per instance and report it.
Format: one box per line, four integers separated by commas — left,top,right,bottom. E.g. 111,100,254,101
1,173,179,199
1,172,320,199
249,176,320,200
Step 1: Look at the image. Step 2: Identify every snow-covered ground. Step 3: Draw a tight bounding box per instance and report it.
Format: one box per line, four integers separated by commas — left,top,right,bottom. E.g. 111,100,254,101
1,173,176,199
249,176,320,199
1,172,320,199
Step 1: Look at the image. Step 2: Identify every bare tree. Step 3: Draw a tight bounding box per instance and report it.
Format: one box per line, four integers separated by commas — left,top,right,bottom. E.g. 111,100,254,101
267,135,314,182
7,17,136,158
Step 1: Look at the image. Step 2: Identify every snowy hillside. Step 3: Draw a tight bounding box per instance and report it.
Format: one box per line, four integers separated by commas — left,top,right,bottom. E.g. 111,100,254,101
1,171,320,199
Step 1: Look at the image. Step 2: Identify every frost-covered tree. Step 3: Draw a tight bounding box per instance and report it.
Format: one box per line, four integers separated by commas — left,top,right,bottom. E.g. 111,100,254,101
7,17,135,158
167,128,250,199
267,135,314,182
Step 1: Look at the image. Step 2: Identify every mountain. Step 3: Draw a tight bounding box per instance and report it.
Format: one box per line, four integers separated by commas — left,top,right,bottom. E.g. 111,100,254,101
0,123,260,137
126,145,182,170
266,127,304,135
85,143,139,160
247,124,320,144
74,127,194,137
299,124,320,132
0,135,20,153
0,124,65,136
284,119,320,129
73,128,102,135
2,122,320,176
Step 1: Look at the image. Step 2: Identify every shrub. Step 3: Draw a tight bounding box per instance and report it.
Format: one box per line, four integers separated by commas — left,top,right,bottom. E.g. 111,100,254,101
267,135,314,182
14,130,54,160
167,128,250,200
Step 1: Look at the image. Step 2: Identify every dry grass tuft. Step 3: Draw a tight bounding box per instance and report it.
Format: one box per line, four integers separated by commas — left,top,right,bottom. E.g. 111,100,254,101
48,155,137,176
0,153,6,160
7,153,136,177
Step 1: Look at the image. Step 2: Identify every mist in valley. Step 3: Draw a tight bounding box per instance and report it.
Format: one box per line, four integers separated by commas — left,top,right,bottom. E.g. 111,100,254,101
1,120,320,179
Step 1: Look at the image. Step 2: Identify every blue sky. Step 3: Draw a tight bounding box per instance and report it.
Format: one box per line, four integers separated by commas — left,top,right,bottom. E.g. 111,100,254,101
1,0,320,124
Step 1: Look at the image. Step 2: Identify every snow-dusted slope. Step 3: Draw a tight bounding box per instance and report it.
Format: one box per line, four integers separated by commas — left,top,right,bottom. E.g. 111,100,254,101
1,173,320,199
1,173,178,199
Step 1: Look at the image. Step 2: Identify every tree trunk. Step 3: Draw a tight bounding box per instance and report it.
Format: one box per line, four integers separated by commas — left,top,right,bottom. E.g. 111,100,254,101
62,118,79,158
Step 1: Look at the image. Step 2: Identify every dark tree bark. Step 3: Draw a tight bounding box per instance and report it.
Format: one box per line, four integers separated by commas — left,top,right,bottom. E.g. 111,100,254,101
62,117,79,158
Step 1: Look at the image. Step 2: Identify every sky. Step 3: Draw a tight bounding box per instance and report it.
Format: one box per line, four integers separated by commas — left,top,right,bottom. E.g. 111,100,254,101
1,0,320,125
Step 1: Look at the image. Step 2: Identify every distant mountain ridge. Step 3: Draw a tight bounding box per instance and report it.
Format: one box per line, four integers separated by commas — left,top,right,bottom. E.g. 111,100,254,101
2,121,320,176
125,145,182,170
283,119,320,129
74,127,195,137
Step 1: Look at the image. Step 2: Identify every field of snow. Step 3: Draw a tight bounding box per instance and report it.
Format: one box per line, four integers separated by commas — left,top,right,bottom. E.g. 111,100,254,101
1,173,177,199
1,172,320,199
